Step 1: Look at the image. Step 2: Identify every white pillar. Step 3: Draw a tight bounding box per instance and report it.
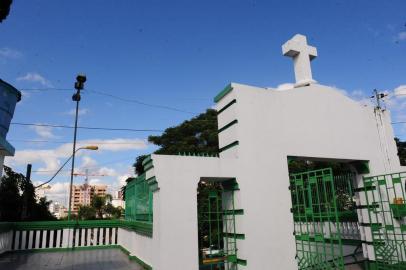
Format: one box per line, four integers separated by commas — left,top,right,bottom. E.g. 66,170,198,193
27,231,33,249
87,228,92,246
74,229,79,247
111,228,116,245
61,229,69,248
42,230,47,248
35,231,41,249
104,228,109,245
49,230,54,248
81,229,86,246
20,231,27,250
56,230,61,248
14,231,20,250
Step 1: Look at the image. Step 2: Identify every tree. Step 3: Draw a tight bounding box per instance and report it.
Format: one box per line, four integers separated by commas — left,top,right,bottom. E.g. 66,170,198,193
148,109,218,155
131,109,218,179
0,0,12,23
78,205,96,220
133,155,148,176
104,203,123,219
91,195,106,219
0,166,55,221
396,138,406,166
0,166,22,221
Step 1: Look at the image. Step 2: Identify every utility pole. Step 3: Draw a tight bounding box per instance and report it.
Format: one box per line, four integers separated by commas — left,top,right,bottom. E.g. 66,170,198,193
371,89,387,110
21,164,32,220
68,74,87,221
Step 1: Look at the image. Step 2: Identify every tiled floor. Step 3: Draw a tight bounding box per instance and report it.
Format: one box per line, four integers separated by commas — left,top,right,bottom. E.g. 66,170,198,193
0,248,143,270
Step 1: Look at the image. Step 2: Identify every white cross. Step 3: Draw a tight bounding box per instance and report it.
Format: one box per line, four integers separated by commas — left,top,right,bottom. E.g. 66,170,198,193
282,34,317,87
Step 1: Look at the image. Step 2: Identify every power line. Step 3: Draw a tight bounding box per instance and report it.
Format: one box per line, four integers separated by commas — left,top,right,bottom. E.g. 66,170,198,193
86,89,197,114
20,88,72,92
9,139,149,145
20,87,199,114
10,122,164,132
31,155,136,174
392,121,406,125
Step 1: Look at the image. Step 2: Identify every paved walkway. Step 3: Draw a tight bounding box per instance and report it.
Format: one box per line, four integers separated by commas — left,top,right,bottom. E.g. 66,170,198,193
0,248,143,270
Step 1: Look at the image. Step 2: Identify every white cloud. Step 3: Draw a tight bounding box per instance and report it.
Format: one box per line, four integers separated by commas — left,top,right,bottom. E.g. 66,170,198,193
394,85,406,97
31,124,57,139
0,47,22,59
36,182,70,205
397,32,406,41
65,108,89,116
117,174,132,188
7,138,148,175
80,156,97,168
97,167,117,177
89,178,101,185
17,72,53,87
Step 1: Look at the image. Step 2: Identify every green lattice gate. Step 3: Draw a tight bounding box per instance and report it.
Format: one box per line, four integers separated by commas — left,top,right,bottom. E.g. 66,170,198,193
362,172,406,269
290,168,345,269
198,182,238,270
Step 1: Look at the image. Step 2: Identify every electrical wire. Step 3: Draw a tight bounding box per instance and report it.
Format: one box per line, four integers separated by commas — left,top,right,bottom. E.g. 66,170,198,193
20,87,199,114
10,122,164,132
9,139,148,145
20,88,72,92
86,89,197,114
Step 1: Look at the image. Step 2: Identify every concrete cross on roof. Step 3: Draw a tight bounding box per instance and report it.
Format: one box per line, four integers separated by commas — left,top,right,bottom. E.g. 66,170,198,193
282,34,317,87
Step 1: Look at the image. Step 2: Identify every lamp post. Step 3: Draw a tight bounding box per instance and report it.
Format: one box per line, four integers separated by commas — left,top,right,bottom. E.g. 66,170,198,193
68,74,87,221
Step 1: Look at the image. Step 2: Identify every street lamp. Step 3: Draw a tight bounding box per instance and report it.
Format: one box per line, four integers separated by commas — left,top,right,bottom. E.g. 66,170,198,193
35,146,99,189
68,74,87,221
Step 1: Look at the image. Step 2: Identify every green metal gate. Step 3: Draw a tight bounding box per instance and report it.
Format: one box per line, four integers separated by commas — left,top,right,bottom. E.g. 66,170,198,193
290,168,345,269
362,172,406,269
198,183,238,270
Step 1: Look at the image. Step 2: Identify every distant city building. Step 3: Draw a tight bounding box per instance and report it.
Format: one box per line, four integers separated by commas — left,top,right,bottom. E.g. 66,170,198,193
58,205,68,219
70,183,107,213
49,201,63,219
112,190,125,209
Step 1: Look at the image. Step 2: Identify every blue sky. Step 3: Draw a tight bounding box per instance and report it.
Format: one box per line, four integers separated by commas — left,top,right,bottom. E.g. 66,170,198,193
0,0,405,205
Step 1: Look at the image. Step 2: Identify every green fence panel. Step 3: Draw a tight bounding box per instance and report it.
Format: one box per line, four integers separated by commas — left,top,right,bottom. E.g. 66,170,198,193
125,174,153,223
362,172,406,269
290,168,345,270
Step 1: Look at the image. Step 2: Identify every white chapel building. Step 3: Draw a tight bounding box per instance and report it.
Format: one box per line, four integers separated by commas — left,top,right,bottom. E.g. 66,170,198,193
122,34,406,270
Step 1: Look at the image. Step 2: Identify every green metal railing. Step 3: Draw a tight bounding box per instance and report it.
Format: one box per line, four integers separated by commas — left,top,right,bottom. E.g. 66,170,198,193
0,220,152,237
125,173,153,223
363,171,406,269
290,168,345,269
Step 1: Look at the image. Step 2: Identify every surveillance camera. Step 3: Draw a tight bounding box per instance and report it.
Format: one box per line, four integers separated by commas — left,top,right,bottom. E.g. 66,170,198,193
76,74,87,83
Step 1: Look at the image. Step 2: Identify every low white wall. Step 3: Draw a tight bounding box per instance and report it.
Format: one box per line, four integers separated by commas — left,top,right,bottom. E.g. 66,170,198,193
0,231,13,255
117,228,155,267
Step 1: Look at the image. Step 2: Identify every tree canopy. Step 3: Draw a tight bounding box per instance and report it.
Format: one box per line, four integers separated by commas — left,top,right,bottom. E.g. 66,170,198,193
77,194,122,220
148,109,218,155
0,0,12,23
0,166,55,221
133,109,218,176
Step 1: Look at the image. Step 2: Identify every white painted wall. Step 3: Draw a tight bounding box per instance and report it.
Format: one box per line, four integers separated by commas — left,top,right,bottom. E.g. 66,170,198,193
0,231,13,255
127,82,402,269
